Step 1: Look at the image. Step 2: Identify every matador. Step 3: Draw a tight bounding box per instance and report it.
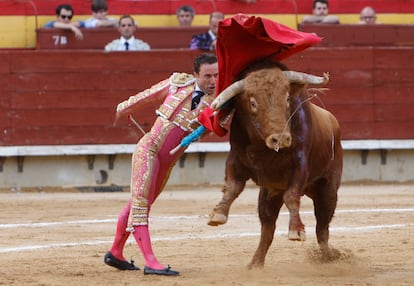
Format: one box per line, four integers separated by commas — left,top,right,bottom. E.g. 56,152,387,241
104,53,218,276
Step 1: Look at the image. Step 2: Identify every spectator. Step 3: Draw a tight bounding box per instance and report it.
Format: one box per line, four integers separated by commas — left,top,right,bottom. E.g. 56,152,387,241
302,0,340,24
44,4,84,39
104,53,219,276
85,0,117,28
104,15,150,51
176,5,195,27
189,11,224,51
358,6,378,24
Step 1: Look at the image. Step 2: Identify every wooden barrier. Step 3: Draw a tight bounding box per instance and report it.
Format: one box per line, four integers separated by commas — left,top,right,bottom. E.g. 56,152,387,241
285,46,414,140
1,47,414,147
298,24,414,47
35,26,207,50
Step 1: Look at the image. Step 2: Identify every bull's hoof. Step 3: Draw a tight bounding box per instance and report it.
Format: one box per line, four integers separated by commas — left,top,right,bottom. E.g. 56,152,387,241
247,260,264,270
288,230,306,241
207,212,228,226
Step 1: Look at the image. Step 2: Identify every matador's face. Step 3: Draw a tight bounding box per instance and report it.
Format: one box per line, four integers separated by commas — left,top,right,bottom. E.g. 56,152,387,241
195,62,218,96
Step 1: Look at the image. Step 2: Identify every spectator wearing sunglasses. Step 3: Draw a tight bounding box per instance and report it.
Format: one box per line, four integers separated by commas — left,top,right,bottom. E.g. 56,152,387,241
104,15,150,51
85,0,117,28
44,4,85,40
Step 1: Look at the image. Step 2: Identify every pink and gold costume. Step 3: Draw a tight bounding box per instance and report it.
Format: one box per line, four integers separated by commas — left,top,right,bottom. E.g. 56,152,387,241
116,72,215,229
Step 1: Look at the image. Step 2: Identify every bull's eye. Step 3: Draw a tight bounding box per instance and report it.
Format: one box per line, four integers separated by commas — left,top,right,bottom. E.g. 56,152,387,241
250,97,258,113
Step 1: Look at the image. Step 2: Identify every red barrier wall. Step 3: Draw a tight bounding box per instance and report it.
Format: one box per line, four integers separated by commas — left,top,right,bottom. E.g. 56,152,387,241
1,43,414,146
36,26,207,50
1,0,413,16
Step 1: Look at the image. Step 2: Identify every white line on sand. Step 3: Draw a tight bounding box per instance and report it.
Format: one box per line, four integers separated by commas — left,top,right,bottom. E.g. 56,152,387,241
1,223,413,253
1,208,413,229
1,208,413,253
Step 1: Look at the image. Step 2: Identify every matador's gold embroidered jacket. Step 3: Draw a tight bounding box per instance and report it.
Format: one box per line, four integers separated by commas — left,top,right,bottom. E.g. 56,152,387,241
116,72,215,132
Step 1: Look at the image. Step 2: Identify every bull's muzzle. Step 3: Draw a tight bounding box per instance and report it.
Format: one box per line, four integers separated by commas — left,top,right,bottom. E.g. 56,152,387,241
265,132,292,151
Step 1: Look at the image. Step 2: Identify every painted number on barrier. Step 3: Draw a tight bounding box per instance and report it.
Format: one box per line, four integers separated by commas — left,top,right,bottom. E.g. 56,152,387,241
52,35,68,46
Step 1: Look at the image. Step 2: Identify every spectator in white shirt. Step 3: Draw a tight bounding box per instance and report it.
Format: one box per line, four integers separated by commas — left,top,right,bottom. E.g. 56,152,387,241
85,0,117,28
104,15,151,51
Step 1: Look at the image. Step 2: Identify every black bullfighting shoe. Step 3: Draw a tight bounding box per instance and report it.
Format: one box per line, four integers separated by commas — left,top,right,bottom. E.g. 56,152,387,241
104,251,140,270
143,265,180,276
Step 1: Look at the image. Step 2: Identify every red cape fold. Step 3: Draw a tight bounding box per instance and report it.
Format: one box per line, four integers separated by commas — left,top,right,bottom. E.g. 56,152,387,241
198,13,322,136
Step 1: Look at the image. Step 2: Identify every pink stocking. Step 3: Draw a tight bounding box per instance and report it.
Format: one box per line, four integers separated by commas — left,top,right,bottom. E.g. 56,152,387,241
132,225,164,269
109,201,131,261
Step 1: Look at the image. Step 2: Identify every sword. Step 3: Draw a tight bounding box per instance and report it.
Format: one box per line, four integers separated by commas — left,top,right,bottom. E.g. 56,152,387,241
128,115,146,136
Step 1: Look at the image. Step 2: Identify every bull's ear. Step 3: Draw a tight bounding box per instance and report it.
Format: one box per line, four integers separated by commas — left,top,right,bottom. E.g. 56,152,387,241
289,82,305,97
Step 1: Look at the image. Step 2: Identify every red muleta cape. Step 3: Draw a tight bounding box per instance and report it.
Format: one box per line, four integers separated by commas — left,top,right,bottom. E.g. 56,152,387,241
198,13,322,136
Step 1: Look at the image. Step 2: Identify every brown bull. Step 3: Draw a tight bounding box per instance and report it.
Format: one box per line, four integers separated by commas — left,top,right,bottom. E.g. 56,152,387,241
208,60,343,268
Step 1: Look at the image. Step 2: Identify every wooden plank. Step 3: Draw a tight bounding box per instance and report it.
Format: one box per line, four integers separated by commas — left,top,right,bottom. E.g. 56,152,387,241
375,105,414,121
327,71,374,88
2,46,414,145
373,122,414,139
313,86,374,105
374,86,414,104
0,74,12,95
11,71,176,92
36,27,207,50
0,53,10,73
286,47,374,72
3,0,414,15
137,27,207,49
0,53,12,126
339,122,375,139
6,120,228,146
298,24,414,47
10,109,115,126
9,50,200,73
373,69,414,85
9,106,158,127
10,90,130,109
0,88,11,134
374,47,414,69
0,109,10,130
36,28,117,50
327,104,376,123
7,126,134,145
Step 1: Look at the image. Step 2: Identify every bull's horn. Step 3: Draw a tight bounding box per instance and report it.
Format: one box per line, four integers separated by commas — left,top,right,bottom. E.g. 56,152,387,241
211,80,245,110
283,71,329,85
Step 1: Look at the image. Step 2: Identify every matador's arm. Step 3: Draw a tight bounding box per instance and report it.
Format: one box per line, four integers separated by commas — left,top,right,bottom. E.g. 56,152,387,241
115,72,195,124
115,78,170,123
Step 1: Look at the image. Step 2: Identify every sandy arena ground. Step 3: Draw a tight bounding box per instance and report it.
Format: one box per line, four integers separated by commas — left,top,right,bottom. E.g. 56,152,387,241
0,184,413,286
